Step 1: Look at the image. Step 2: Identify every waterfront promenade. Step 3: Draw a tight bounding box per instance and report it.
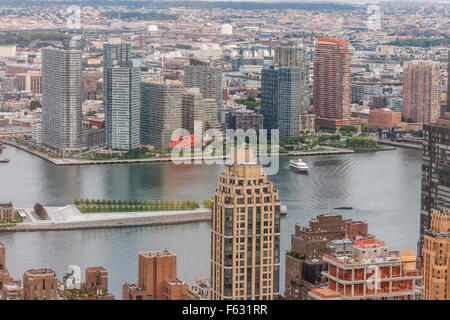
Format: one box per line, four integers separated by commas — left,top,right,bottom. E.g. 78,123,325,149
3,141,228,166
377,139,422,150
287,147,354,156
3,205,212,232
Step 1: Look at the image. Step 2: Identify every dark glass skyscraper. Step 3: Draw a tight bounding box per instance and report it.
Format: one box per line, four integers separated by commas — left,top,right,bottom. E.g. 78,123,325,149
261,67,300,139
274,45,310,114
418,114,450,255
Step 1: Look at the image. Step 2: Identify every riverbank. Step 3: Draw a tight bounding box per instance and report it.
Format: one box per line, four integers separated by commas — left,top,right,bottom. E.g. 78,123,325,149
1,206,212,232
3,141,228,166
377,139,422,150
286,147,354,156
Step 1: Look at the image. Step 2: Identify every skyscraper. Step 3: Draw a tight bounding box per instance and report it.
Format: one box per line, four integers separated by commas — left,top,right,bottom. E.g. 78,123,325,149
103,39,140,150
447,51,450,114
210,150,281,300
140,79,182,150
261,66,301,139
274,45,310,114
419,113,450,254
403,61,440,124
313,38,357,129
422,211,450,300
184,62,222,124
102,40,131,67
42,47,82,152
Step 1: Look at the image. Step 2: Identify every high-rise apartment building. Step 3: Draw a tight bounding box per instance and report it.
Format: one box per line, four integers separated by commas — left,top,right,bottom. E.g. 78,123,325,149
184,62,223,124
261,66,301,139
102,39,131,68
309,238,422,300
103,39,140,150
182,87,221,133
140,79,182,150
422,211,450,300
211,150,281,300
274,45,310,114
313,38,358,129
403,60,440,124
42,47,82,152
419,113,450,254
123,249,196,300
447,51,450,114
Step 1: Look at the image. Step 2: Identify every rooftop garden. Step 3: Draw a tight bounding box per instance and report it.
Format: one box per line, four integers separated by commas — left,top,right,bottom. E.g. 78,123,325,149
287,250,306,260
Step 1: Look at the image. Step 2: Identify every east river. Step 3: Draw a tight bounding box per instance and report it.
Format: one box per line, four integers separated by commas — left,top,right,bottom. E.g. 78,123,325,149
0,145,422,298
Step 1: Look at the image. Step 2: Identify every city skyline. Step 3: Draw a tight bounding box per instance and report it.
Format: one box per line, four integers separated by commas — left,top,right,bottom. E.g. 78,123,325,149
0,0,449,306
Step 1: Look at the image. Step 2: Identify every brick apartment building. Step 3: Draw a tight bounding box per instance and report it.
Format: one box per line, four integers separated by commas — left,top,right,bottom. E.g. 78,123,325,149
285,214,368,300
403,60,440,124
0,202,14,222
123,249,197,300
290,214,367,260
0,242,24,300
23,268,58,300
313,38,360,129
369,108,402,129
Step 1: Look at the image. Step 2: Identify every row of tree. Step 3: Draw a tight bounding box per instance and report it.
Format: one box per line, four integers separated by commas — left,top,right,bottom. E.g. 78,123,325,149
74,199,200,212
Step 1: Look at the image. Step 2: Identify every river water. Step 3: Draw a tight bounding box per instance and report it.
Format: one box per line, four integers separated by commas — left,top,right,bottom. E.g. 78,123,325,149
0,145,422,298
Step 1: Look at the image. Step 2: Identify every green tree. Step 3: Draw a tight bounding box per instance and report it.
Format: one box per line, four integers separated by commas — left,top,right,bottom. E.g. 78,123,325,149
339,125,358,134
74,198,80,205
29,100,42,110
203,200,212,209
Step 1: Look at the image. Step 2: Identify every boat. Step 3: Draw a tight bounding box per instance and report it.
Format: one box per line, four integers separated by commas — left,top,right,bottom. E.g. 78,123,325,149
0,158,10,163
289,158,309,174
